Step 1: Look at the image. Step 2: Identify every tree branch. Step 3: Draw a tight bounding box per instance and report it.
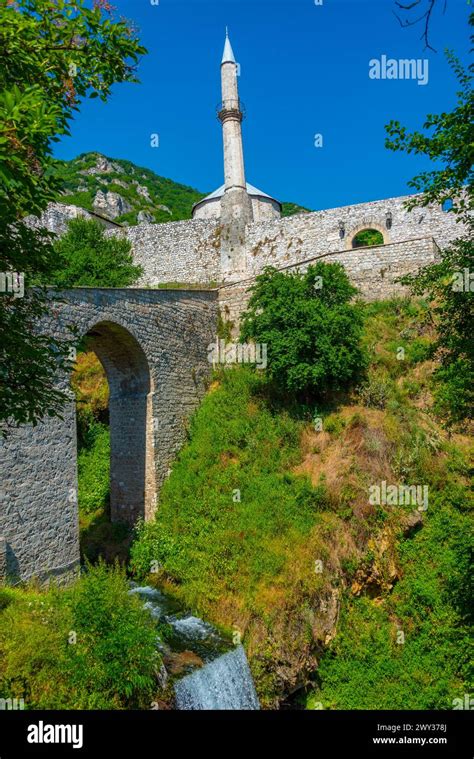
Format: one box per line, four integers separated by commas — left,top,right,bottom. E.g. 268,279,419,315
393,0,447,52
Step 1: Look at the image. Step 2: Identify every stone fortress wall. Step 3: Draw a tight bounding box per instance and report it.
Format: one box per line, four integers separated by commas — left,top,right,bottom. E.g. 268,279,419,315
111,192,463,329
35,192,464,324
243,193,460,275
219,236,440,336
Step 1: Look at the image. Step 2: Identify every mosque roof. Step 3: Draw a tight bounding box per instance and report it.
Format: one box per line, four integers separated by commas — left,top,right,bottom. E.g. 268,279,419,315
193,183,281,211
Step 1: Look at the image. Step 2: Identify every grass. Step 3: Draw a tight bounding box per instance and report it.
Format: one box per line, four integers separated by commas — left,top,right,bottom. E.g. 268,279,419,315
149,281,218,290
0,563,160,710
131,297,473,708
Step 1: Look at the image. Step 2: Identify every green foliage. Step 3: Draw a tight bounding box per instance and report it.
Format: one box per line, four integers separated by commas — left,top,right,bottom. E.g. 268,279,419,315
129,299,472,709
0,563,159,709
240,264,367,398
307,489,473,710
78,421,110,515
358,375,392,409
401,238,474,426
72,349,109,440
281,201,312,217
0,290,76,431
0,0,146,430
130,367,329,611
385,17,473,427
323,413,346,436
67,562,159,707
352,229,384,248
48,217,142,288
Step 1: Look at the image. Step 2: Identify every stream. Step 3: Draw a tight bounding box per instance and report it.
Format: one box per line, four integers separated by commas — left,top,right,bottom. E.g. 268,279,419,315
129,584,260,710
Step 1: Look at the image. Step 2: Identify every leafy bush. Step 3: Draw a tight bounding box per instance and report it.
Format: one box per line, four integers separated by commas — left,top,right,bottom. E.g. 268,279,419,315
240,264,367,399
323,413,346,436
358,375,392,409
48,217,142,288
67,562,159,707
0,563,159,709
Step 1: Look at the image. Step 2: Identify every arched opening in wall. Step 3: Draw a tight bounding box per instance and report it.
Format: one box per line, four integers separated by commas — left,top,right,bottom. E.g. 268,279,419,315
71,321,155,565
351,229,385,249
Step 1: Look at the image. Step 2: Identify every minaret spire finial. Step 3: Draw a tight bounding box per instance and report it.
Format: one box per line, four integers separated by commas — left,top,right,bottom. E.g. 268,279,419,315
221,27,236,64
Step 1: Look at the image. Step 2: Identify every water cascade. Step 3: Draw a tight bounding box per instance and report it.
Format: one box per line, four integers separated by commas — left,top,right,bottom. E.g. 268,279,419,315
175,645,260,710
130,585,260,710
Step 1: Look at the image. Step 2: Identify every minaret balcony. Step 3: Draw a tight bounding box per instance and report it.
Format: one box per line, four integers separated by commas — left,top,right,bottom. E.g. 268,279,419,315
217,99,246,122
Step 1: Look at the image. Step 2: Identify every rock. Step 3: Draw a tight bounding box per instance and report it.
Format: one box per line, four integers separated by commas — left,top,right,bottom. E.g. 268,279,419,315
156,662,168,690
351,528,400,598
25,202,93,235
306,588,340,646
80,154,125,176
163,650,204,676
157,204,172,215
134,183,152,202
93,190,132,220
403,510,424,536
96,155,113,173
137,210,154,223
81,154,113,175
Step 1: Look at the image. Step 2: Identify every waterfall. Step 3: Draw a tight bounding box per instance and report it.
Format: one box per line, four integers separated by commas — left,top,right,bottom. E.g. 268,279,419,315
130,585,260,710
175,645,260,710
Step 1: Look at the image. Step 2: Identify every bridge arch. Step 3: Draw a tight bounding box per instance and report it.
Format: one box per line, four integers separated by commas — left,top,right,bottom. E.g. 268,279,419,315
0,287,218,585
82,320,156,525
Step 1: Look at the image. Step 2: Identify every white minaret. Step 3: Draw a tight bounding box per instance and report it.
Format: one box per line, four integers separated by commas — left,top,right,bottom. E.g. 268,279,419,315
220,28,247,193
218,29,253,277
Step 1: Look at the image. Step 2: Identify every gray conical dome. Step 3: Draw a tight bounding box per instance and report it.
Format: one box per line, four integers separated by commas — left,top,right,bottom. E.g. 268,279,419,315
221,28,236,64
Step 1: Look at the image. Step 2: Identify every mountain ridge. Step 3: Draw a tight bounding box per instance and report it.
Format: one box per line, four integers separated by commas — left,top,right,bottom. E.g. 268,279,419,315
52,152,311,226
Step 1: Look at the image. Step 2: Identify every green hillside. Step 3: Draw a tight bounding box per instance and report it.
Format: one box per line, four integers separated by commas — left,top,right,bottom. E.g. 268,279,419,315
51,152,311,225
281,201,312,217
52,152,206,225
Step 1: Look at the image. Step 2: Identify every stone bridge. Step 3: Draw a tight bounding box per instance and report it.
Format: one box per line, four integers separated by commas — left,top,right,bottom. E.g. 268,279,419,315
0,287,218,585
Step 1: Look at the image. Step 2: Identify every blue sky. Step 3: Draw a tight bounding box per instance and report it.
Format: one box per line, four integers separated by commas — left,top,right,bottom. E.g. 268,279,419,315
54,0,470,211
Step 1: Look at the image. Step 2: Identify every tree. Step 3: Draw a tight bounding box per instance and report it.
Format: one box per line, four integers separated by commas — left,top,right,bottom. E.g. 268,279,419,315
49,218,142,288
240,263,367,400
385,14,473,426
0,0,147,433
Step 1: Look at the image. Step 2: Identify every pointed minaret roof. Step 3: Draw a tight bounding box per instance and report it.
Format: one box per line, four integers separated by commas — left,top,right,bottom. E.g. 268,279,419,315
221,27,236,65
